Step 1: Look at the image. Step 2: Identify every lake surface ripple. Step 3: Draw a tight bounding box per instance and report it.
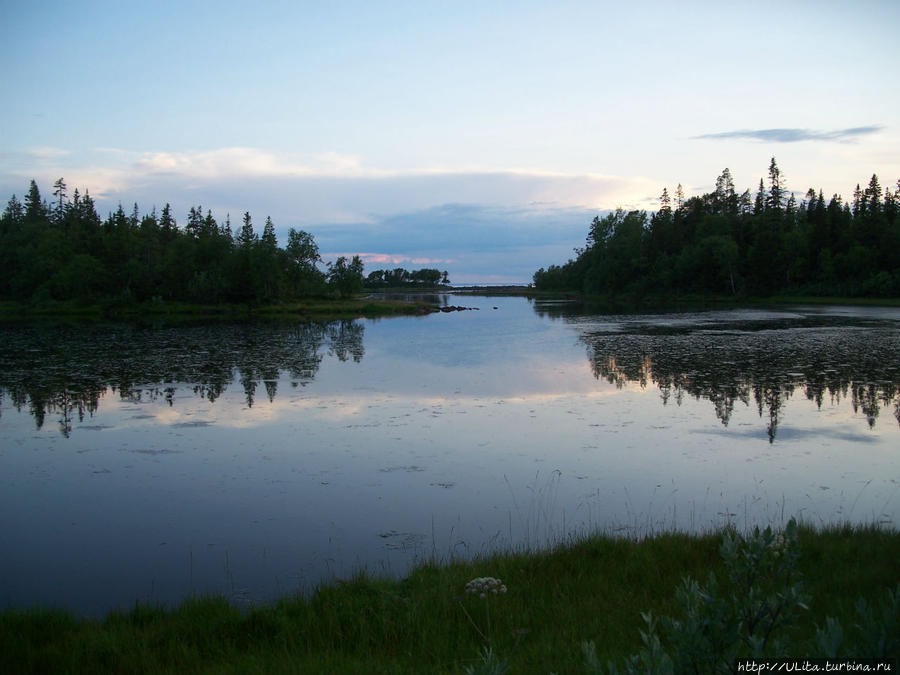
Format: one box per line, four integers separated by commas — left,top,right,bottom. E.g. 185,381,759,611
1,297,897,615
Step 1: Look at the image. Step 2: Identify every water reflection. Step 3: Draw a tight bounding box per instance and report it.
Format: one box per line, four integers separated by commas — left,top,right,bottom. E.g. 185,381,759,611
0,320,364,436
1,299,898,617
3,305,900,443
568,311,900,442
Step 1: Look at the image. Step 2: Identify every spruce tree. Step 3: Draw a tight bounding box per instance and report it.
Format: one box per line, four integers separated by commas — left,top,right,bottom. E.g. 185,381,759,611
766,157,784,213
24,180,47,225
237,212,257,248
159,204,177,242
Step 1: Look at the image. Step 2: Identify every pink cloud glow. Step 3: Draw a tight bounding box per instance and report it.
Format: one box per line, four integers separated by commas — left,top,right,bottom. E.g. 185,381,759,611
350,253,456,266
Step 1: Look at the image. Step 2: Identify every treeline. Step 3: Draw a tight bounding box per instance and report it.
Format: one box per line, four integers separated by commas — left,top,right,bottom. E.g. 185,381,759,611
364,267,450,288
0,178,365,305
533,159,900,297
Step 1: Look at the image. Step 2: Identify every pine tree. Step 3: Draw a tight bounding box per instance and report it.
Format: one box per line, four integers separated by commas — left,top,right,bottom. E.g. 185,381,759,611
659,187,672,214
52,177,68,225
713,168,737,215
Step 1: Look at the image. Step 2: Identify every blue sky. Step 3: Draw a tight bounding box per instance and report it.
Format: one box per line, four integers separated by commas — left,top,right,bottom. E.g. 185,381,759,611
3,1,898,283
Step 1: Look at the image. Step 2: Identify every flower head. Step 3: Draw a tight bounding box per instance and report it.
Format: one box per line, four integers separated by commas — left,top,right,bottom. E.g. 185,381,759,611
465,576,507,597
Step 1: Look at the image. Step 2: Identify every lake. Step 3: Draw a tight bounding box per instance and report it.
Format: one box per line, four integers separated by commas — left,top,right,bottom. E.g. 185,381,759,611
1,296,898,616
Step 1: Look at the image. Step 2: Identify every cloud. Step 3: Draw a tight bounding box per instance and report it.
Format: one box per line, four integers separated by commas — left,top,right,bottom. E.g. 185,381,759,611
694,126,884,143
312,202,598,284
130,147,368,180
1,145,655,214
319,202,592,252
355,253,456,267
28,146,71,160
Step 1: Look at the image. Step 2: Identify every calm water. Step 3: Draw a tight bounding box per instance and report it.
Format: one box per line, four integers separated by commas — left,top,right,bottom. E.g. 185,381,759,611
1,297,898,616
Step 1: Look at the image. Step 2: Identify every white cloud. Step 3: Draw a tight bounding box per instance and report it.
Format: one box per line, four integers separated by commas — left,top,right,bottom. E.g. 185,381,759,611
2,145,657,214
354,253,456,267
27,146,71,160
125,147,372,182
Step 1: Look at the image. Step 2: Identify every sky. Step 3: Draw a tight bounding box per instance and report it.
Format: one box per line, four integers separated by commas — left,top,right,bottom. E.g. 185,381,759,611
2,1,899,284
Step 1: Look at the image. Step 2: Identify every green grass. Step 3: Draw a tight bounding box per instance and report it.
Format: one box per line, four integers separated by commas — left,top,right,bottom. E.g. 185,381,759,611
2,523,897,673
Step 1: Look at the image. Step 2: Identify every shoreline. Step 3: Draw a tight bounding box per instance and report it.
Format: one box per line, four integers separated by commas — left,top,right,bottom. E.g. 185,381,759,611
0,296,439,322
2,291,897,322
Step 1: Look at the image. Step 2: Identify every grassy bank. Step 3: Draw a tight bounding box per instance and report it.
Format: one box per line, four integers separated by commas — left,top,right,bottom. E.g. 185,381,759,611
2,523,897,673
0,296,436,322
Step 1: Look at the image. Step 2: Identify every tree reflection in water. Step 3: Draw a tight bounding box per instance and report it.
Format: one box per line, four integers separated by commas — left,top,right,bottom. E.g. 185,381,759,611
0,320,364,436
579,323,900,442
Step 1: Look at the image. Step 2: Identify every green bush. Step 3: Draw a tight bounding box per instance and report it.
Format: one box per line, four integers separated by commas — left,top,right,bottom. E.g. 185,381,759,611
583,520,899,674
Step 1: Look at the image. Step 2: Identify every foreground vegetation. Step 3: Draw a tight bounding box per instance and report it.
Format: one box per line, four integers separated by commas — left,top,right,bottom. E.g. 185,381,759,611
3,523,897,673
534,159,900,299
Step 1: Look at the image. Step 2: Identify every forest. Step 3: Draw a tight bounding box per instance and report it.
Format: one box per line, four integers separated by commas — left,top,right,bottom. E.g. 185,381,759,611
0,178,369,306
0,179,455,307
533,159,900,298
4,161,899,306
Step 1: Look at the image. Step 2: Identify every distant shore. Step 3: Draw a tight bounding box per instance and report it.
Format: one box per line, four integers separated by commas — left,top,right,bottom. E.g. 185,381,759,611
450,284,534,295
1,290,897,323
450,287,900,308
0,296,438,322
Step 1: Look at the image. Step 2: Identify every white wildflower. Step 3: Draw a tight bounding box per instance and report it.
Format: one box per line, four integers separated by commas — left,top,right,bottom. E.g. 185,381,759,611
768,532,787,558
465,576,507,597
